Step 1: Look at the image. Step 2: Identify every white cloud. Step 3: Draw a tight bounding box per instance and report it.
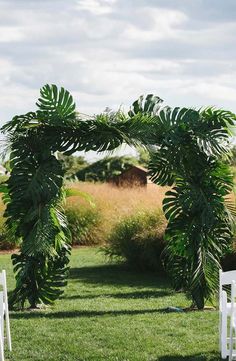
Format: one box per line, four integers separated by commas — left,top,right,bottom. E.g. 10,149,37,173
122,7,187,42
76,0,116,15
0,58,16,80
0,0,235,133
183,81,236,103
0,26,24,42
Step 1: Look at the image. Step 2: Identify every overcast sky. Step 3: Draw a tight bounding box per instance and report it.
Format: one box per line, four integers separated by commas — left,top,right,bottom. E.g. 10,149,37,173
0,0,236,158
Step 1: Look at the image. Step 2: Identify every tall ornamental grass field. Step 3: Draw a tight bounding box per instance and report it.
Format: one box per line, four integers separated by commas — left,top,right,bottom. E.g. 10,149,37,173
103,209,167,271
65,205,103,245
1,179,236,274
0,181,168,248
66,181,168,239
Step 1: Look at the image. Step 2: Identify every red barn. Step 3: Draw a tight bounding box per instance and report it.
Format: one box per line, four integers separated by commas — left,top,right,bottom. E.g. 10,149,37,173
109,165,151,187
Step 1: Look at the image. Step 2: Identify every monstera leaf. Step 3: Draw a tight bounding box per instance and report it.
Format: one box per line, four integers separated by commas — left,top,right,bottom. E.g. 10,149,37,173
36,84,76,124
10,245,70,308
128,94,163,117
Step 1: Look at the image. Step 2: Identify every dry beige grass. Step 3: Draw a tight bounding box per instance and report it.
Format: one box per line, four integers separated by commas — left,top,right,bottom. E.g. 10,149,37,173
66,181,168,237
0,179,235,247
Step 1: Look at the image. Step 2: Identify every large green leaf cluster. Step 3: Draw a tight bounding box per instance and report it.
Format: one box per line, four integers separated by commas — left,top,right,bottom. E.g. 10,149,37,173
2,85,145,309
129,95,235,309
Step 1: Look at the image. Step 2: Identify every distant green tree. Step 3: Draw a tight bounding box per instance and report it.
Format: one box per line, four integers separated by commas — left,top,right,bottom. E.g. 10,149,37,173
3,160,11,173
229,145,236,167
136,146,150,168
76,155,138,182
57,153,88,179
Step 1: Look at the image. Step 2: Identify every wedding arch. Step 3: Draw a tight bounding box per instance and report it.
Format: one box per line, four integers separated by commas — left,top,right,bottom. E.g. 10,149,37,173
3,85,234,309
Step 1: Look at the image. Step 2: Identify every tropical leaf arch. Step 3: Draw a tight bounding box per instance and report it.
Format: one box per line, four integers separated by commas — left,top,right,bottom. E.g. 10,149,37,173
2,85,235,309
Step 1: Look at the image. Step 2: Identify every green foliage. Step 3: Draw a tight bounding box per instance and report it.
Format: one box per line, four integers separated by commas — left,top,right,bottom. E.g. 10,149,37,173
3,84,235,310
9,246,70,309
2,84,142,309
36,84,76,122
133,96,235,309
0,217,19,250
1,85,77,308
229,145,236,167
57,153,88,179
0,174,9,183
104,210,166,271
128,94,163,117
76,155,138,182
3,160,11,173
65,205,102,245
136,146,150,168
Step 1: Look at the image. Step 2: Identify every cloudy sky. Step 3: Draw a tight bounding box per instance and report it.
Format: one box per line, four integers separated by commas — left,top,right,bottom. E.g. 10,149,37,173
0,0,236,158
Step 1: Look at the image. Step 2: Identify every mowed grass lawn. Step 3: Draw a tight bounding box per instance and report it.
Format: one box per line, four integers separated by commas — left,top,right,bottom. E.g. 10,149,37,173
1,248,220,361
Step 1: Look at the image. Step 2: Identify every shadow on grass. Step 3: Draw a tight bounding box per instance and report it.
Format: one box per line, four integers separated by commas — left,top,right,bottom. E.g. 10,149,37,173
63,289,172,300
69,264,169,288
158,354,220,361
11,308,163,319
